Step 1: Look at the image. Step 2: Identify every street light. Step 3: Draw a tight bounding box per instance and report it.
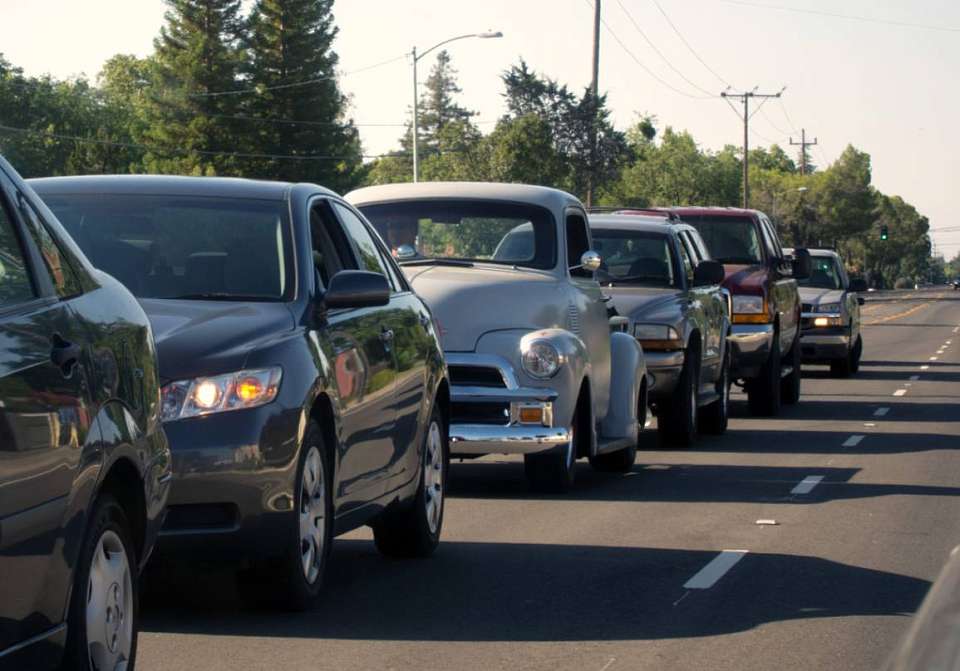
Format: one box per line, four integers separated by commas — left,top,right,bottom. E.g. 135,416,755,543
410,31,503,182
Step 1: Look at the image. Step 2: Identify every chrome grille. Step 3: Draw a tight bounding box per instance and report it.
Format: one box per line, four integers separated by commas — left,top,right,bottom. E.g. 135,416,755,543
448,365,506,388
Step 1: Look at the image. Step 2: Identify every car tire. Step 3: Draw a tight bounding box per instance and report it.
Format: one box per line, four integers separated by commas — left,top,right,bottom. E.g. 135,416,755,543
65,493,139,671
373,402,448,558
747,335,782,416
699,350,730,435
659,346,699,447
850,335,863,374
781,335,802,404
589,382,644,473
524,409,578,493
240,421,333,611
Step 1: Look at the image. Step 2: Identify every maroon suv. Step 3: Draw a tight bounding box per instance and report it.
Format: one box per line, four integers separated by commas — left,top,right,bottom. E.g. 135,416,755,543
658,207,811,416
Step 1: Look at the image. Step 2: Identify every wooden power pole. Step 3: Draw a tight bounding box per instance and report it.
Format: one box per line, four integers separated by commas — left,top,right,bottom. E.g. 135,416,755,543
790,128,818,175
721,87,785,208
586,0,601,207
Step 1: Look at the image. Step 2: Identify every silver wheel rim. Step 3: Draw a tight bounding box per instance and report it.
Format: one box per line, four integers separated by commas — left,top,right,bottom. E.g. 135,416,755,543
566,424,576,470
300,447,326,585
721,365,729,416
689,375,698,427
86,529,133,671
424,421,444,534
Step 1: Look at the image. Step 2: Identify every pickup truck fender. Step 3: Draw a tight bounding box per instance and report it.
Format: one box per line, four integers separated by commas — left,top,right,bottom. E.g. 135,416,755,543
600,332,646,445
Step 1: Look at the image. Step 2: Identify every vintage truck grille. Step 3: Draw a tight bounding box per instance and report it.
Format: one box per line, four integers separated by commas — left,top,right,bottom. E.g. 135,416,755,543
448,365,506,388
802,303,814,313
451,401,510,425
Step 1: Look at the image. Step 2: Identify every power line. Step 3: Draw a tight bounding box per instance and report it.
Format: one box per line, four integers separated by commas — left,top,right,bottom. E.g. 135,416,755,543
649,0,732,88
719,0,960,34
613,0,716,97
758,106,790,136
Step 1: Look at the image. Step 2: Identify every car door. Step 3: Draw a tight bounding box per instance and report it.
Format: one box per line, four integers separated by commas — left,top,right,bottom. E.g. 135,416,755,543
308,199,398,511
678,230,721,386
760,215,799,354
565,209,611,424
0,178,95,651
330,200,428,488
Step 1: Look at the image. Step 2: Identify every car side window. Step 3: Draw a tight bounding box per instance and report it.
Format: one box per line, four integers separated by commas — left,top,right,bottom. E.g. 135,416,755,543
332,202,390,278
687,230,712,261
566,212,591,278
0,197,36,308
309,202,353,290
761,217,784,260
676,236,696,285
18,195,82,298
679,231,702,265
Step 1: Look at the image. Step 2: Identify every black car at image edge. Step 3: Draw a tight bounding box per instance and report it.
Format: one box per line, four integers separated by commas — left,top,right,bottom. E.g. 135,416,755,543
0,157,171,671
29,175,451,612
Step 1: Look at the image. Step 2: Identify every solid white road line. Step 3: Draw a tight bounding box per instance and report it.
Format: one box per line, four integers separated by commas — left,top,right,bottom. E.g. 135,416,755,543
874,407,890,416
843,435,865,447
894,389,908,397
921,365,930,370
684,550,749,590
929,357,938,361
791,475,824,495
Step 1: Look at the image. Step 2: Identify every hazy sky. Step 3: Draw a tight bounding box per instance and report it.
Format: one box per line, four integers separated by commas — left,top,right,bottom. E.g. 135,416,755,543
2,0,958,256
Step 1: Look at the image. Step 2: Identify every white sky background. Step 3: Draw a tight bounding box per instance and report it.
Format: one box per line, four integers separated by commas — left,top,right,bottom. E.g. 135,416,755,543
1,0,958,257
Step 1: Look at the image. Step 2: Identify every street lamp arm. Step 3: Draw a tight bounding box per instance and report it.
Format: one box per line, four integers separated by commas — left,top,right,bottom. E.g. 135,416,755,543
414,32,502,61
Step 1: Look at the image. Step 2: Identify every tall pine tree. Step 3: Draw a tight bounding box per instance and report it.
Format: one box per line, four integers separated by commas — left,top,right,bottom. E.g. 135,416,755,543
244,0,362,190
400,50,476,156
143,0,246,175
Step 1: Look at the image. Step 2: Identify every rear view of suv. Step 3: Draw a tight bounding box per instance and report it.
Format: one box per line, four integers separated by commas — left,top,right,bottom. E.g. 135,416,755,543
660,208,810,416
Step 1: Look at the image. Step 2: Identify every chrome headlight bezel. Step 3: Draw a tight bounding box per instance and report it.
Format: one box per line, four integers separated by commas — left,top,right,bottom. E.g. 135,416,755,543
732,294,765,314
633,323,681,341
815,302,842,314
521,340,562,379
161,366,283,422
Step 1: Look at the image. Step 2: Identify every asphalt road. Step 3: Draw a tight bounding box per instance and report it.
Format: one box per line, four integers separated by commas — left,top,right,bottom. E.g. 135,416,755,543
138,287,960,671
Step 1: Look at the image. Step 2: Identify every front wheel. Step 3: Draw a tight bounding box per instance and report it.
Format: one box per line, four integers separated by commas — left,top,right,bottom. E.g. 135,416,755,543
373,403,448,557
590,381,644,473
700,351,730,435
65,494,139,671
525,411,578,493
659,346,699,447
747,336,782,416
781,335,802,404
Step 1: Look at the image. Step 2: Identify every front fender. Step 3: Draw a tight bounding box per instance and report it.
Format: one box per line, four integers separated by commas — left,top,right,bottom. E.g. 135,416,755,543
601,332,645,444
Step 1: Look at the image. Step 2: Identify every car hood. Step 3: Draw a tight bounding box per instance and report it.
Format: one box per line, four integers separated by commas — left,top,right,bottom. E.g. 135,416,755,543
605,286,682,324
721,264,767,293
402,264,564,352
139,299,296,383
798,287,845,307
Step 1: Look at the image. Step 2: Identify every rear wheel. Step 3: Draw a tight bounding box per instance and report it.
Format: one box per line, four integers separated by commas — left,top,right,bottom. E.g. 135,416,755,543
747,336,782,416
525,411,578,492
659,346,699,447
781,334,802,404
700,350,730,435
65,494,138,671
373,403,448,557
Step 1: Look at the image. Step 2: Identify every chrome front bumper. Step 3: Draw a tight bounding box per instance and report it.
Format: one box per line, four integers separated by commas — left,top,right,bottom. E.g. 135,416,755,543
728,323,774,379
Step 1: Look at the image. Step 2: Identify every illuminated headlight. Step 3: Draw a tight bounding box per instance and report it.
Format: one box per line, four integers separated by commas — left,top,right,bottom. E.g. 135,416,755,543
161,367,282,422
521,341,561,379
813,316,843,328
732,295,764,314
815,302,842,313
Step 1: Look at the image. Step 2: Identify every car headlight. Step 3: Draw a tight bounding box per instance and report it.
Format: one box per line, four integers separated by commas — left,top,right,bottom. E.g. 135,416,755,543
732,295,764,314
813,316,843,328
815,302,842,313
634,324,683,350
521,341,561,379
161,367,282,422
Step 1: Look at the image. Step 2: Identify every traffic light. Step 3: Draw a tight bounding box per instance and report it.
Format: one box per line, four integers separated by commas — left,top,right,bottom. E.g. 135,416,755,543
880,225,889,241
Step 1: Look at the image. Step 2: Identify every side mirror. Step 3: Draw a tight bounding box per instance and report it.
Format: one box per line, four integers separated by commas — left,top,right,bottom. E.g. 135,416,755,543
395,244,417,260
792,248,812,280
693,260,725,287
849,278,868,293
575,250,602,273
857,296,866,306
323,270,390,309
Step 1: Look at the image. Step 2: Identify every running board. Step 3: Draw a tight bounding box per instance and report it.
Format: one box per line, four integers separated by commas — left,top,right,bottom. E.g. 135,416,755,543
595,436,634,455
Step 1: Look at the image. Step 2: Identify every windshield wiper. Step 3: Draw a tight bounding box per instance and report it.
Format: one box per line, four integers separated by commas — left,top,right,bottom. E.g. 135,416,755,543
399,258,475,268
163,292,278,301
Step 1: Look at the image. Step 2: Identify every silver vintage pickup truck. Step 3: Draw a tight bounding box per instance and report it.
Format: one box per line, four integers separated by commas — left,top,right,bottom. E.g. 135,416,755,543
348,183,647,492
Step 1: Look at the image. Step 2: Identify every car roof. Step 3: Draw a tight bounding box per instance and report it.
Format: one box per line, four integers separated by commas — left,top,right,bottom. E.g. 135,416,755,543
589,213,682,234
346,181,583,212
27,174,336,200
659,206,763,219
784,247,840,259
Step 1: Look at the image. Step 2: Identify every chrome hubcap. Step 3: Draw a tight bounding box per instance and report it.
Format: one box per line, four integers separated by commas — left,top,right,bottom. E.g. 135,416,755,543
86,529,132,671
689,377,698,427
423,421,444,534
299,447,326,585
566,424,576,470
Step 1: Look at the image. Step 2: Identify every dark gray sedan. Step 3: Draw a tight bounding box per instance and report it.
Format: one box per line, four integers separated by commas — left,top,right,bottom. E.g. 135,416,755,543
590,212,730,446
31,176,449,611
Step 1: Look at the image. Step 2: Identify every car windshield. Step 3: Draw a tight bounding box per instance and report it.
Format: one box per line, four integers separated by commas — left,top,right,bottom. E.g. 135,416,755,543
358,199,556,270
684,216,763,265
591,229,676,287
800,256,843,290
39,193,292,301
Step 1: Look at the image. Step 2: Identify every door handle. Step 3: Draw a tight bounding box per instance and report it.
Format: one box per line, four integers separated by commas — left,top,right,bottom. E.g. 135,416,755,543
51,334,82,376
380,329,395,352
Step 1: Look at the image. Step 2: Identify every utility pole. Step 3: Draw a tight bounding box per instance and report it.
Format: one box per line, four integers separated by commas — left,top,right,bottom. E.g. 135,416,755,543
721,87,785,208
586,0,601,207
790,128,818,176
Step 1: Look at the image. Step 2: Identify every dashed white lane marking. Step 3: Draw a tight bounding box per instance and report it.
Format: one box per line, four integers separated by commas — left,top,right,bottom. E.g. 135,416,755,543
921,365,930,370
910,375,920,381
874,407,890,416
843,434,865,447
791,475,824,495
684,550,749,589
947,340,953,345
929,357,938,361
894,389,908,397
599,658,617,671
864,422,876,428
954,328,959,333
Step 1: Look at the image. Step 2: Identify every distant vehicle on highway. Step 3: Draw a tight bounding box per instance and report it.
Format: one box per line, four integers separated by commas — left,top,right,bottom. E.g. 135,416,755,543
589,211,731,445
786,248,866,377
349,182,647,492
952,278,960,290
31,175,450,611
0,158,170,670
656,207,811,417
